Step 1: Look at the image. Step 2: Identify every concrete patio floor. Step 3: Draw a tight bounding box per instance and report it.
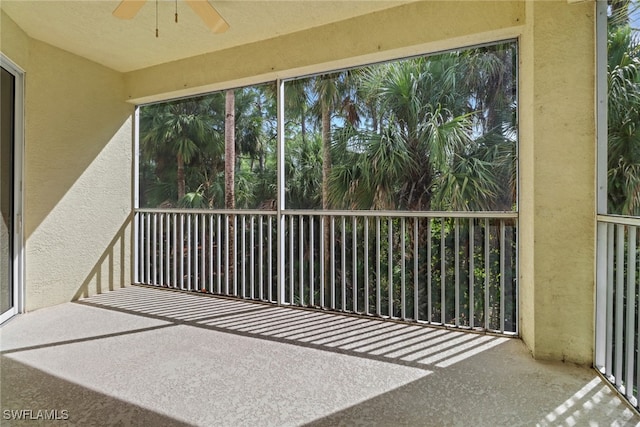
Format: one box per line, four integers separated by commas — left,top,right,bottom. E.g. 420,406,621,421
1,285,639,426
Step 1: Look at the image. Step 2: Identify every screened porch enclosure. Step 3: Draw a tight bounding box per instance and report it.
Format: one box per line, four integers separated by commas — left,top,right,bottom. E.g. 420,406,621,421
134,41,519,336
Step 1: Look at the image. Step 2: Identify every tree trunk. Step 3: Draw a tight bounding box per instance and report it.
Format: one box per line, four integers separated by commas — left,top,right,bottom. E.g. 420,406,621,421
177,152,185,202
225,90,236,209
322,102,332,303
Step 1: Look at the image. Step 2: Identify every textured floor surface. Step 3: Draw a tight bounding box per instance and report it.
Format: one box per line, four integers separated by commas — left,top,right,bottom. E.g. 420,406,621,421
1,285,639,426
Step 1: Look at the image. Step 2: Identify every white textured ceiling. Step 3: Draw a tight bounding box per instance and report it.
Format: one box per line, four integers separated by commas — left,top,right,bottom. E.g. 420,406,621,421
1,0,411,72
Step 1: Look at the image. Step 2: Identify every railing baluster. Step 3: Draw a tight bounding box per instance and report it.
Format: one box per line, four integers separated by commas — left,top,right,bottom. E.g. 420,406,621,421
636,227,640,408
414,218,419,322
606,223,614,378
201,214,206,292
331,216,336,310
224,214,229,295
353,216,358,313
172,214,177,288
401,217,406,320
427,218,432,323
500,219,506,334
187,213,192,291
469,219,475,329
145,213,151,284
268,215,273,302
216,214,221,294
625,225,636,400
179,213,185,290
454,218,460,327
134,212,140,284
441,217,446,325
615,224,625,388
364,216,369,316
233,215,238,296
209,214,214,293
251,215,256,299
484,218,490,330
193,213,198,291
376,216,381,316
341,216,347,311
299,215,304,306
388,217,393,318
159,213,163,286
319,216,324,308
289,214,294,304
152,213,157,285
242,215,246,299
166,214,171,286
310,216,314,307
258,215,263,300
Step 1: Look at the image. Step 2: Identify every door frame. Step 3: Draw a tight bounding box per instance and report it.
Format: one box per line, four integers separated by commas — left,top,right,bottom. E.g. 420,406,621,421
0,53,24,324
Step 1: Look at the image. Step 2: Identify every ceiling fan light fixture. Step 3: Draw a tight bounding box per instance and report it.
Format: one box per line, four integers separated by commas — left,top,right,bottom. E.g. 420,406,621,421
112,0,229,35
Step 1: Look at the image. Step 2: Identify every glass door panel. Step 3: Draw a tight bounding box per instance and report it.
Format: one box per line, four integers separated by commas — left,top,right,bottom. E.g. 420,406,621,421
1,65,15,321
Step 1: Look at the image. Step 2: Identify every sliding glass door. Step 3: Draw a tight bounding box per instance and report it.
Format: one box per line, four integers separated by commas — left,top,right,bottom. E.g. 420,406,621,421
0,57,22,324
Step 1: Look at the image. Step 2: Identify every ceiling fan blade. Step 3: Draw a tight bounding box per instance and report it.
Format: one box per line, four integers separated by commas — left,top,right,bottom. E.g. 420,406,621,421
113,0,147,20
185,0,229,34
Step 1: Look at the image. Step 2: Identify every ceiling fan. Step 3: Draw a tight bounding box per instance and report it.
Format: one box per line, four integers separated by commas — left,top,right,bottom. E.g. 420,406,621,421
112,0,229,34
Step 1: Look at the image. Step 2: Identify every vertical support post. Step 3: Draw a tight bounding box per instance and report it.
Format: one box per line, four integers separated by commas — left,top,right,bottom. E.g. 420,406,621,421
596,0,608,216
133,108,140,284
595,0,609,375
276,79,286,305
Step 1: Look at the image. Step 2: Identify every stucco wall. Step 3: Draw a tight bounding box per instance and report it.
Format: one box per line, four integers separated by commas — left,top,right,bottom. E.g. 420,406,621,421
1,11,133,310
519,0,596,365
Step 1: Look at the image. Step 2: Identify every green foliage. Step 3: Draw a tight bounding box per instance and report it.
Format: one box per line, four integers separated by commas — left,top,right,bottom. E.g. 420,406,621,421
608,15,640,215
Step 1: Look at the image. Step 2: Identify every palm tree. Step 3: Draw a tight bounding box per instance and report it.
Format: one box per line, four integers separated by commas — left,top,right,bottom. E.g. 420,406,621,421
608,5,640,215
328,52,516,212
140,97,219,206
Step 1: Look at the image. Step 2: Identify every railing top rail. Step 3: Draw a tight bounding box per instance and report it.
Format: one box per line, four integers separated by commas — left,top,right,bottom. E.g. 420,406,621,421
597,214,640,227
135,207,518,219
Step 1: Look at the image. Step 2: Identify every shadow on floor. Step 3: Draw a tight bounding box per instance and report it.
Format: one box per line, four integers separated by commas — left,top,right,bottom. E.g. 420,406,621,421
1,356,190,427
2,286,639,426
